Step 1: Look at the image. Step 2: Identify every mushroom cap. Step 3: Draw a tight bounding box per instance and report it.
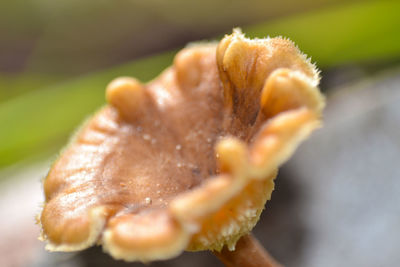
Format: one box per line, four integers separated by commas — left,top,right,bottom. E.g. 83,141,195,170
40,29,324,262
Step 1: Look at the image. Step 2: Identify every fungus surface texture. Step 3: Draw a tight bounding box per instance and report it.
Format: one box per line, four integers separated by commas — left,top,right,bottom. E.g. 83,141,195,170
40,29,325,262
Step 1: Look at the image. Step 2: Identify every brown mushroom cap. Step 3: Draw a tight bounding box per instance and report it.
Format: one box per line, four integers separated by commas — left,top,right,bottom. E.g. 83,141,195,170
40,29,324,262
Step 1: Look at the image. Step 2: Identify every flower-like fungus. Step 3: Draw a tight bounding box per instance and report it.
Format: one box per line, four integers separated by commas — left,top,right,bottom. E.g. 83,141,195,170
39,29,324,263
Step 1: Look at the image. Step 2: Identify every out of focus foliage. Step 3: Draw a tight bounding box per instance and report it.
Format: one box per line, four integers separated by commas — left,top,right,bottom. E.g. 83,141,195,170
0,0,399,171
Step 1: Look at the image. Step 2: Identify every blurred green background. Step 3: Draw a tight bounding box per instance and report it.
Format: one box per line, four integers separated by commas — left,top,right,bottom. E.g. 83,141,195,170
1,0,400,266
1,0,399,169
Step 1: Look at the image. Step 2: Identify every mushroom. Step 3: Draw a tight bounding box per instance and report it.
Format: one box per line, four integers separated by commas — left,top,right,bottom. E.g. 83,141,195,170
39,29,324,266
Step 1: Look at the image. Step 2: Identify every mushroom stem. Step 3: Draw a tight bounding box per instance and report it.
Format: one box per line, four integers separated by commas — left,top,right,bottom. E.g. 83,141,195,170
213,234,283,267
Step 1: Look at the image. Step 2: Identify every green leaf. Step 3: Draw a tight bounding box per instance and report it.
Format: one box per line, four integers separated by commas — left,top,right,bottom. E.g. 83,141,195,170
0,52,174,168
245,0,400,67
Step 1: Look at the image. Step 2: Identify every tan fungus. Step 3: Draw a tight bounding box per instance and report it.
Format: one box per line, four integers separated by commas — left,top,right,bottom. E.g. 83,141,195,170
39,29,325,262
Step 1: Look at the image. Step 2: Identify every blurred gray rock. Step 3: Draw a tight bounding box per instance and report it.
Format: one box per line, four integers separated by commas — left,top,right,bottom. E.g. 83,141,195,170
261,68,400,267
